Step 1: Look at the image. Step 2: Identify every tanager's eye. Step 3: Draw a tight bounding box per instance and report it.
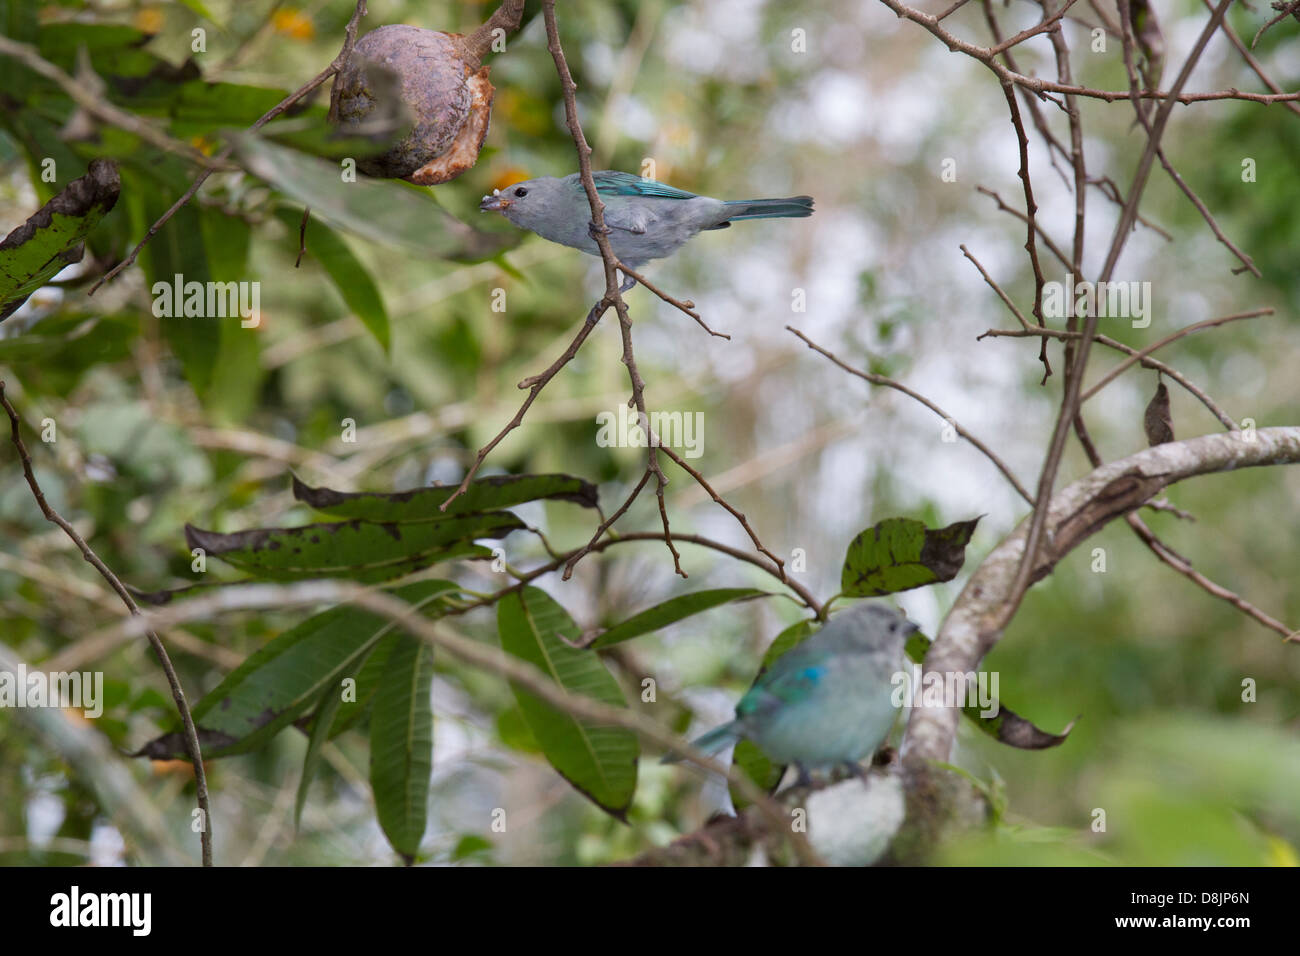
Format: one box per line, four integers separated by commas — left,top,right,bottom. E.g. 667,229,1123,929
514,187,528,197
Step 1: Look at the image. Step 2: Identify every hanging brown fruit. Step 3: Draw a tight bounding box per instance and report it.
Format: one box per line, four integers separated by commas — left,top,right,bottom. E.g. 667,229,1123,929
328,2,524,185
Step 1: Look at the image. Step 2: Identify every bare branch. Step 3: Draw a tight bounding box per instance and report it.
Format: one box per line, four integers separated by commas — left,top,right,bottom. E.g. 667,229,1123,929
0,382,212,866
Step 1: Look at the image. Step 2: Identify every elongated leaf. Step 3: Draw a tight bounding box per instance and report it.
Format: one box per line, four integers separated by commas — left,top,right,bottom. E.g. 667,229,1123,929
184,513,521,582
840,517,980,597
295,678,345,829
275,208,389,352
142,198,218,393
0,159,119,321
293,472,598,521
134,580,456,759
370,635,434,861
320,632,401,739
588,588,770,649
201,207,261,423
235,135,513,261
498,588,638,818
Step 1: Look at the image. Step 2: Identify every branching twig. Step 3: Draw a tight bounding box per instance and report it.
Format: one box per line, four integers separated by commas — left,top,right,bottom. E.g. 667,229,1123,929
1079,308,1274,403
615,259,730,339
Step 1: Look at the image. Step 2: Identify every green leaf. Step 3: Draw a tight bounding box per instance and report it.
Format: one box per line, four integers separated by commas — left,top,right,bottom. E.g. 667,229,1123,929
201,208,261,423
184,513,522,582
295,677,345,830
134,580,456,759
0,159,119,321
293,472,599,521
369,635,435,861
756,618,816,674
176,0,222,26
840,516,981,597
0,314,136,394
321,633,401,739
588,588,770,649
141,197,218,393
497,588,638,818
233,135,514,261
274,208,389,352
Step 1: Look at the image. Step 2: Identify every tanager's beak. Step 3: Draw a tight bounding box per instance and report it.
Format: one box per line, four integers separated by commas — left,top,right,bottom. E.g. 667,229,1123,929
479,188,510,212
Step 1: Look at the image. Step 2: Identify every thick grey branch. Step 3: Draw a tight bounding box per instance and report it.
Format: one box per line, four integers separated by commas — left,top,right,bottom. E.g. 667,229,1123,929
903,425,1300,768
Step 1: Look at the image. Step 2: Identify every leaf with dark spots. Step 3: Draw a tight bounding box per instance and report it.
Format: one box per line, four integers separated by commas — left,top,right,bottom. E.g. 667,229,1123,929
133,580,458,760
0,159,120,322
904,631,1076,750
497,588,638,819
130,727,238,760
840,516,981,597
1144,379,1174,446
183,512,520,582
292,472,599,521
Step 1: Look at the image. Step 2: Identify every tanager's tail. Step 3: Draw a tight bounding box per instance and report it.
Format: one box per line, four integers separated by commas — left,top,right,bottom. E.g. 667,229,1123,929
720,196,815,222
661,721,742,764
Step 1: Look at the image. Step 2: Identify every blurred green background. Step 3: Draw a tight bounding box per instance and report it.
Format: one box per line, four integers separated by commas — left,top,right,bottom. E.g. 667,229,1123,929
0,0,1297,865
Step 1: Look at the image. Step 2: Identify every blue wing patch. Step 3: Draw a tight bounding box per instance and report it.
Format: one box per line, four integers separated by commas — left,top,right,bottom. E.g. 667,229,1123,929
591,171,699,201
737,663,825,718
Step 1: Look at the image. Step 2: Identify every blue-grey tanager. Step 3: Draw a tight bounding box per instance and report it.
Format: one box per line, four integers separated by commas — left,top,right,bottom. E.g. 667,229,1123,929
479,171,813,292
668,603,916,783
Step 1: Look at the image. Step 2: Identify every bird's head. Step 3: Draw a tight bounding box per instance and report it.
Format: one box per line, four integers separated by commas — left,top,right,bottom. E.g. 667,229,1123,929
479,176,564,232
839,603,919,654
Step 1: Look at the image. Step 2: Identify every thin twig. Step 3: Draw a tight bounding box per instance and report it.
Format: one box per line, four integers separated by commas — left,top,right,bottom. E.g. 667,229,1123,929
439,312,605,508
978,325,1238,430
1127,514,1293,637
1252,0,1300,46
0,382,212,866
615,260,730,339
787,327,1035,506
1079,309,1273,403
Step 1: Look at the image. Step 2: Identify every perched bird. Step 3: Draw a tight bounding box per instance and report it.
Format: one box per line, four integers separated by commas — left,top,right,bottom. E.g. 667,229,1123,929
667,603,916,783
479,170,813,293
